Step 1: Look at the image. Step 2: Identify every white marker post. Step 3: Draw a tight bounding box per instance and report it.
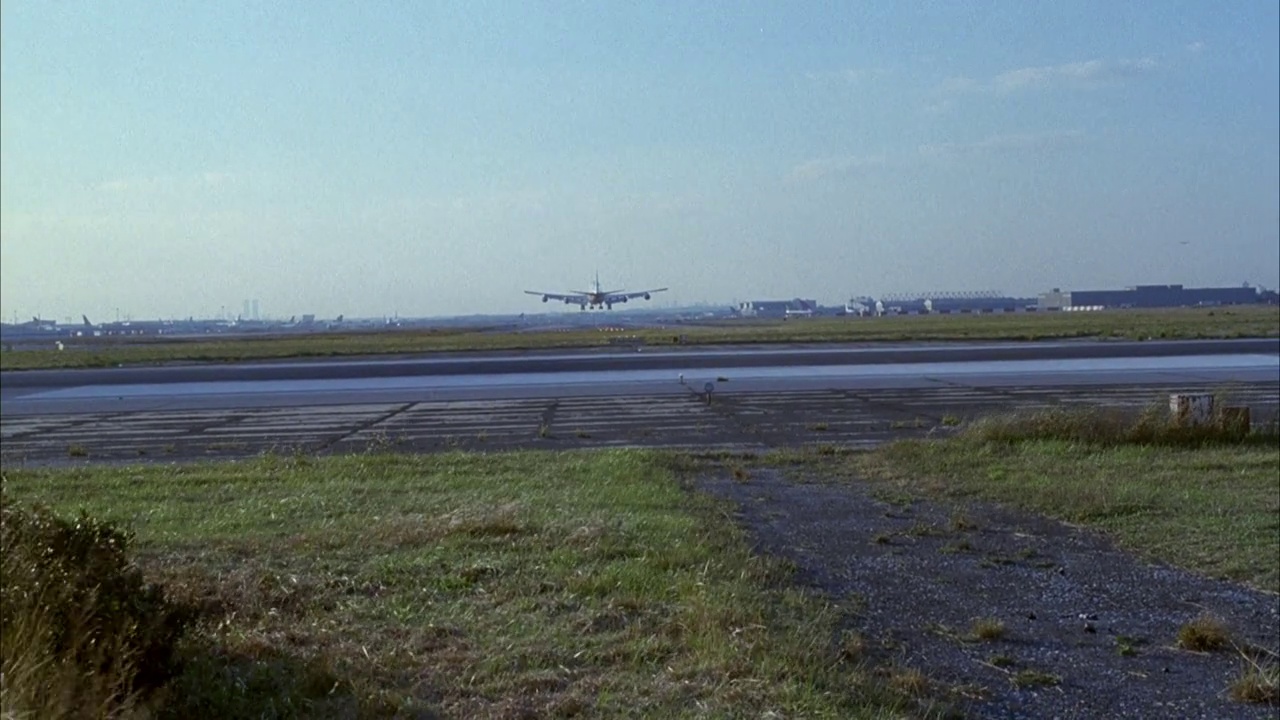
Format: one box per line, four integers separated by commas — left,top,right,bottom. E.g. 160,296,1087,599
1169,394,1213,427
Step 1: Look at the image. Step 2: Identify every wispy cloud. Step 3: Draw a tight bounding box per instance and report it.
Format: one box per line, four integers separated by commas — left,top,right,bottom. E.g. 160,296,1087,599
786,154,889,183
1185,40,1206,54
943,56,1158,94
918,130,1086,157
789,130,1085,182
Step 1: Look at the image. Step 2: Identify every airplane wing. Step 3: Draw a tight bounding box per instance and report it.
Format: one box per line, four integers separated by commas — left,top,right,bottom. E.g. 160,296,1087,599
607,288,668,301
525,290,587,302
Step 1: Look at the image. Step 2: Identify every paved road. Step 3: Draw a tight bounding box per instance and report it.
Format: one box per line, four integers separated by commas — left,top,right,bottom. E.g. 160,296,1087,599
2,340,1276,466
4,338,1277,391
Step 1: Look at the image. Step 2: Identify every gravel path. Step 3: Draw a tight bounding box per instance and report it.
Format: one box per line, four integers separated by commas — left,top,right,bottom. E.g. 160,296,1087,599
698,469,1279,719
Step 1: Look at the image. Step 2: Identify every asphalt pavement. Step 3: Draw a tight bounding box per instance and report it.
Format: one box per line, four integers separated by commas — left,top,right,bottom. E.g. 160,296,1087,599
2,340,1277,466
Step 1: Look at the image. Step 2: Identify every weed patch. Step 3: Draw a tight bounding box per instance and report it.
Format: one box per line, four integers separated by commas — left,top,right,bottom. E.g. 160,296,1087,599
887,667,929,695
961,402,1278,448
0,495,194,718
970,618,1006,642
1178,614,1232,652
2,451,917,718
1230,653,1279,705
847,431,1280,592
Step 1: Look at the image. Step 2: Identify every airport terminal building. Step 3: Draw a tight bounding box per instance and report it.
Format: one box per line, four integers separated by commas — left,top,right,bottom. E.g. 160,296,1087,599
1038,284,1266,311
869,292,1034,316
737,299,818,318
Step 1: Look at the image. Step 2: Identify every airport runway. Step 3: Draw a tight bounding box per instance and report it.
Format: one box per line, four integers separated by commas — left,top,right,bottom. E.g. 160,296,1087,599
2,340,1277,466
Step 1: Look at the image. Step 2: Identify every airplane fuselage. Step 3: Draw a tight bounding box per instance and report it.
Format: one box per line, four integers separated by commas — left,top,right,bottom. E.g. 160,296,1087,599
526,274,666,310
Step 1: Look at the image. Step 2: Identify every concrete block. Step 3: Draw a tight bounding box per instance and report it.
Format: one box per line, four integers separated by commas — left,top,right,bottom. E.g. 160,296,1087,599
1169,394,1214,426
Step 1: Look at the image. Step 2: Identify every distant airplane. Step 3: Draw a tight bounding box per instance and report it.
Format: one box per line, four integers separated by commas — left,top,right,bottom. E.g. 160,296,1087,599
525,272,668,310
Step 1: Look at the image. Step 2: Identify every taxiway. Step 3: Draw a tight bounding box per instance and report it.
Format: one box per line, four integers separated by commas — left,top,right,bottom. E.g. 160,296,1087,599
2,340,1276,465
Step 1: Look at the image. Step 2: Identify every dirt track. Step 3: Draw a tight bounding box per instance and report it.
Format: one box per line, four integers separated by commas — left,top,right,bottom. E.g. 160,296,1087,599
698,468,1279,719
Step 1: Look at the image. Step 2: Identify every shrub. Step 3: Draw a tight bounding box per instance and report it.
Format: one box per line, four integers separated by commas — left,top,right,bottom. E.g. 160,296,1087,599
1,494,194,717
962,402,1279,448
1176,614,1231,653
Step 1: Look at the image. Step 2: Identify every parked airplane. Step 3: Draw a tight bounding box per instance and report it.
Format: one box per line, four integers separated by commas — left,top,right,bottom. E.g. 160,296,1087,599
525,273,668,310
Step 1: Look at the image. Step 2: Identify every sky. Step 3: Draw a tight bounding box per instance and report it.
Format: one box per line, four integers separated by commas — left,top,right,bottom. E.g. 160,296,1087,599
2,1,1278,320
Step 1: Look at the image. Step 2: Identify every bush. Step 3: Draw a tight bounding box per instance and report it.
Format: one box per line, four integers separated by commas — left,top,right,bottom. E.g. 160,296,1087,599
961,402,1279,448
1,493,194,717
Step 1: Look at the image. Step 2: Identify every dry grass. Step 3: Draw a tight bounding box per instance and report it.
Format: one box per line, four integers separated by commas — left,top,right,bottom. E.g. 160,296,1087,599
962,401,1278,448
1,598,152,719
1230,653,1279,705
949,511,977,531
2,451,920,718
1177,614,1232,652
887,667,929,695
970,618,1006,642
838,630,867,663
0,502,187,720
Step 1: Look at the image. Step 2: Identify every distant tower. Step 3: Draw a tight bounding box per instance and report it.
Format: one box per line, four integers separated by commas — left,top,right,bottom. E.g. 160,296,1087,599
242,300,250,320
251,299,260,321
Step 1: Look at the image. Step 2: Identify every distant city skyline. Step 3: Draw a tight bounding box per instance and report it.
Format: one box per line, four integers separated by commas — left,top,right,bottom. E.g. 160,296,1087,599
9,278,1273,326
3,2,1277,319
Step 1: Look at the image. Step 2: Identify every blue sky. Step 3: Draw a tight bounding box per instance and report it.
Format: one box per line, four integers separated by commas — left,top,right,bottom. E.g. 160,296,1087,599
2,1,1277,319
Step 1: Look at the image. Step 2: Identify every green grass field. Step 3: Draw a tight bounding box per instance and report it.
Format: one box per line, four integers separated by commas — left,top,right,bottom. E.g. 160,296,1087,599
2,305,1276,370
4,415,1277,716
812,426,1280,594
0,451,911,719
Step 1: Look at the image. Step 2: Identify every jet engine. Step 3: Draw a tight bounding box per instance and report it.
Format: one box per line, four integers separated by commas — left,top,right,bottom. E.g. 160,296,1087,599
643,293,651,300
542,295,549,302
